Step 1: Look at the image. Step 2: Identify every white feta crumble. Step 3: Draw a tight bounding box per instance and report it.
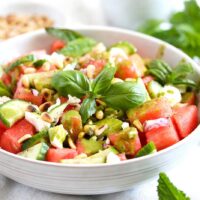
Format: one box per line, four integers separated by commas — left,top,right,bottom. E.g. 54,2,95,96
47,52,65,69
63,62,77,71
67,95,81,105
25,111,51,131
122,122,129,129
109,47,128,64
0,96,11,104
92,43,106,54
106,152,121,164
158,85,182,106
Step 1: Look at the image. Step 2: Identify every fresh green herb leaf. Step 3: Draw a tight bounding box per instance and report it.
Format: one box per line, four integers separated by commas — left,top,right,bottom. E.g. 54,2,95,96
135,142,156,158
147,60,196,88
110,41,137,55
102,78,148,110
80,97,96,123
45,28,83,43
0,80,12,97
139,0,200,58
59,38,96,57
92,64,116,95
33,59,47,68
158,172,190,200
5,54,35,73
51,70,90,98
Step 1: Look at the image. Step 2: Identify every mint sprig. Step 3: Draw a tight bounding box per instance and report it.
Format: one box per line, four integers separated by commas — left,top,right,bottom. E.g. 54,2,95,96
158,173,190,200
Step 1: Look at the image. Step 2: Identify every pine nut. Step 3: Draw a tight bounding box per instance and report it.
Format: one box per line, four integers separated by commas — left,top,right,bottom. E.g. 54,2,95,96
41,112,53,123
21,76,30,88
95,110,104,120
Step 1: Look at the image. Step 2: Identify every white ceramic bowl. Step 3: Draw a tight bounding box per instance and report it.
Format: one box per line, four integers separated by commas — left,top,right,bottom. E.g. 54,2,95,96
0,26,200,195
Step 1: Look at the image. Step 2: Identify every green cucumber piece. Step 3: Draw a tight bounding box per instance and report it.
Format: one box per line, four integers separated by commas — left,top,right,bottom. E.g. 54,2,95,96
78,138,103,155
95,118,123,136
22,71,55,90
0,99,30,127
22,130,49,151
147,80,163,98
61,147,118,164
110,41,137,55
19,142,49,160
135,142,157,158
48,102,68,124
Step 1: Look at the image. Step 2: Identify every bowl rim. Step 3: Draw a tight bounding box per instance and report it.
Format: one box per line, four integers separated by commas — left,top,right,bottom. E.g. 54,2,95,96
0,25,199,168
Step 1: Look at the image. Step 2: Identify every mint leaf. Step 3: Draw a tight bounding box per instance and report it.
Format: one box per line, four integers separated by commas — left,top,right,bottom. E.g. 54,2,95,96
135,142,156,158
102,78,148,110
46,28,83,43
59,38,96,57
80,98,96,123
92,64,116,95
158,173,190,200
51,70,90,98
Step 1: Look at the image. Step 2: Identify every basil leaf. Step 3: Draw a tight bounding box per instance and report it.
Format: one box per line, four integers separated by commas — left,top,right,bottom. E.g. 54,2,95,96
80,98,96,123
5,54,35,73
102,79,148,110
92,64,116,95
158,173,190,200
167,62,193,82
171,79,197,88
46,28,83,43
59,38,96,57
33,59,47,68
51,70,90,98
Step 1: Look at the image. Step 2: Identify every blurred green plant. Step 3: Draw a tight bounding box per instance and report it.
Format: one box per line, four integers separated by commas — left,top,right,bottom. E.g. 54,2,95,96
138,0,200,58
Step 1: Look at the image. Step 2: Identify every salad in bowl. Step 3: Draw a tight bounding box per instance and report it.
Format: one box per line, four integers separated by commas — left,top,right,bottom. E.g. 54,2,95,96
0,28,198,165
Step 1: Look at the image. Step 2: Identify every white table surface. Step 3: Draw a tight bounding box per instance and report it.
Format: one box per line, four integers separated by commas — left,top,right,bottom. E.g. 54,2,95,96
0,0,200,199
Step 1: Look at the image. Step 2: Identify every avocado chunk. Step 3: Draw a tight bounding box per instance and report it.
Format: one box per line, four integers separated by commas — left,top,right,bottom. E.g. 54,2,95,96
61,147,118,164
48,125,68,149
77,138,103,155
61,110,82,138
95,118,123,136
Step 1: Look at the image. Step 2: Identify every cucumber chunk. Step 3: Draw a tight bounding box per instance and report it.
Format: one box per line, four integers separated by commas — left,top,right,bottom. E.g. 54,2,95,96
0,99,30,127
135,142,157,158
147,80,163,98
61,147,118,164
22,130,48,151
95,118,123,136
19,142,49,160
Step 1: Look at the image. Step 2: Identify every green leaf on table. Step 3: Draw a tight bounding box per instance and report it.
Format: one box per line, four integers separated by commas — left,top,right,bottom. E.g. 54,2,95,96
92,64,116,95
158,172,190,200
5,54,35,73
80,97,96,123
45,28,83,43
59,38,96,57
51,70,90,98
102,78,148,110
